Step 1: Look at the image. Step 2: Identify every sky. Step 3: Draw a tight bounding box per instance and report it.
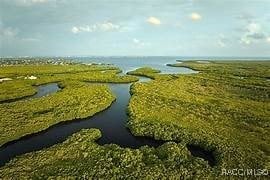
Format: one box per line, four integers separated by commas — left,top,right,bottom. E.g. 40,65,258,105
0,0,270,57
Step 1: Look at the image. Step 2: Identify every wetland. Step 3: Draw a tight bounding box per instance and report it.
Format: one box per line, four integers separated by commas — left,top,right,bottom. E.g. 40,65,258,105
0,57,269,179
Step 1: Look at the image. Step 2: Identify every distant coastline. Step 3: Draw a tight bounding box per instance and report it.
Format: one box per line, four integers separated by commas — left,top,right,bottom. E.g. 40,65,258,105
1,56,270,61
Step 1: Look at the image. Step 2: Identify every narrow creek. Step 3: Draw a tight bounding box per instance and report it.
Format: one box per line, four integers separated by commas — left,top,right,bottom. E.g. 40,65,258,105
0,68,215,167
0,83,61,104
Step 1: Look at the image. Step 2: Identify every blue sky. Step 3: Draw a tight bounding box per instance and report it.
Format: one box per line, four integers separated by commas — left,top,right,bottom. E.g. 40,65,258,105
0,0,270,57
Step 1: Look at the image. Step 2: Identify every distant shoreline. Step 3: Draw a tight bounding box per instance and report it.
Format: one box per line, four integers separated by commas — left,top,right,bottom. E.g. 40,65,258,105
1,56,270,61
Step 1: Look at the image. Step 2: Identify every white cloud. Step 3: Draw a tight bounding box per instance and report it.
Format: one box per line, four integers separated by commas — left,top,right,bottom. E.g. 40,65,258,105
267,37,270,43
31,0,48,3
240,37,251,45
14,0,50,6
190,12,202,21
218,34,226,47
71,22,121,34
240,22,267,45
0,26,40,43
21,38,40,42
133,38,150,47
0,27,41,42
99,22,120,31
0,27,18,38
247,23,261,33
218,41,226,47
133,38,140,44
147,17,161,25
71,27,80,34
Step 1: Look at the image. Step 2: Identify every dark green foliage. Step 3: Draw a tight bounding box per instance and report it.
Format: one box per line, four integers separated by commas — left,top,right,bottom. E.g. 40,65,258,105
0,63,138,145
0,82,115,146
128,61,270,172
0,60,269,179
0,129,214,179
0,64,138,102
127,67,161,79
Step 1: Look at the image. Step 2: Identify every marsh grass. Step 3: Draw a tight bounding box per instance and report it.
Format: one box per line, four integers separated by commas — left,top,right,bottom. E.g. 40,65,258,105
0,60,269,179
128,61,270,172
0,63,138,146
0,129,214,179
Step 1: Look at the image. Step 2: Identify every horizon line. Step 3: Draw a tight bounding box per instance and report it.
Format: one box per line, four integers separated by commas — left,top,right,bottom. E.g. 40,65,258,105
1,55,270,59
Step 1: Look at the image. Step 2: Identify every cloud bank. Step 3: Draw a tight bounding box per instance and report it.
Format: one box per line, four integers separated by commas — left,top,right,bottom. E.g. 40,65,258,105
71,22,121,34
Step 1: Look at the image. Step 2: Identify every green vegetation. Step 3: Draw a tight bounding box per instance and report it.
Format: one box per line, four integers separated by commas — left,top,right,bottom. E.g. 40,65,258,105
0,62,138,146
128,61,270,174
127,67,173,81
0,80,37,102
0,60,269,179
0,129,214,179
0,64,106,77
127,67,161,78
0,64,138,102
168,60,270,80
0,81,115,146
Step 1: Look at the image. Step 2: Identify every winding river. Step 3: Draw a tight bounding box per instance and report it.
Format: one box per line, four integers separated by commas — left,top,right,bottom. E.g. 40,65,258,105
0,65,215,167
